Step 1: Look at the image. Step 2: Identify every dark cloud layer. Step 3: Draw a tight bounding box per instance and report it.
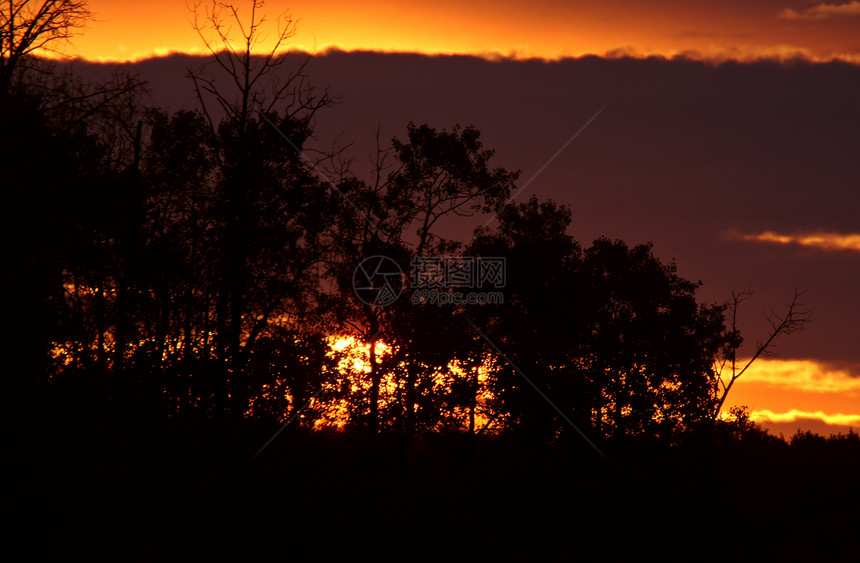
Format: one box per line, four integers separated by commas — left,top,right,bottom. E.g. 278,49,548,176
761,417,858,438
67,52,860,365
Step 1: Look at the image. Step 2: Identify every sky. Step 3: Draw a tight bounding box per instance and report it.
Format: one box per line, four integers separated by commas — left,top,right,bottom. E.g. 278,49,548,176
42,1,860,436
68,0,860,63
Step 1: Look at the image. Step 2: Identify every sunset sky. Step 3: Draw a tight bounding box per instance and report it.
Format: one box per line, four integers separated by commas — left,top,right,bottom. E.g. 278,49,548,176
68,0,860,63
37,1,860,436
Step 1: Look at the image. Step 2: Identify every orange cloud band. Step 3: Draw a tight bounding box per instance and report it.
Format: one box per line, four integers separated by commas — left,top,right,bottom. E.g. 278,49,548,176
779,1,860,21
735,230,860,252
752,409,860,426
721,358,860,434
733,358,860,394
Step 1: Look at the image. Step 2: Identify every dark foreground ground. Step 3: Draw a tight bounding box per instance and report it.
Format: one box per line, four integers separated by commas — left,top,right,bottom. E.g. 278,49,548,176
6,392,859,561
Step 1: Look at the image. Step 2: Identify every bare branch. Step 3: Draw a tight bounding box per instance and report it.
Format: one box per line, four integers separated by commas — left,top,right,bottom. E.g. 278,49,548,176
713,288,812,419
1,0,93,98
187,0,324,133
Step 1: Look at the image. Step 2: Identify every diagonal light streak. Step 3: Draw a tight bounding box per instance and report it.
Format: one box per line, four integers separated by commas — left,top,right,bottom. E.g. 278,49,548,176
483,106,605,227
260,111,381,235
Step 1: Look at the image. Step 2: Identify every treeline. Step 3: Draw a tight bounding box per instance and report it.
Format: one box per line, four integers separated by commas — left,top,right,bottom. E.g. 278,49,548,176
13,406,860,559
2,41,795,448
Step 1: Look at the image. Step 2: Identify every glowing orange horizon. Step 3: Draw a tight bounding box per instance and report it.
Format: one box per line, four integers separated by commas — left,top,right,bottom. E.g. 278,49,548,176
313,340,860,436
35,1,860,64
722,357,860,436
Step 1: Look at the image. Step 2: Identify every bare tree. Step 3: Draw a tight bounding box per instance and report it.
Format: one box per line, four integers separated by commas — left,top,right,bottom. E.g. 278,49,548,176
0,0,91,99
188,0,328,135
184,1,333,418
712,288,812,419
0,0,147,139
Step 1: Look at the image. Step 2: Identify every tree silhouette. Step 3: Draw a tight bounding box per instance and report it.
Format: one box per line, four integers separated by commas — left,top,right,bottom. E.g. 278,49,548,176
385,123,517,437
8,9,853,558
466,198,584,440
134,108,221,413
323,123,517,437
0,0,145,404
130,106,334,418
245,326,343,426
2,9,145,407
467,197,729,443
182,0,332,418
12,1,333,422
712,288,811,420
6,2,818,456
0,0,92,101
188,0,327,131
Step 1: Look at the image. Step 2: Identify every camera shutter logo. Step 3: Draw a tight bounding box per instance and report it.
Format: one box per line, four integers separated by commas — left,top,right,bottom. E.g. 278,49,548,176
353,256,404,307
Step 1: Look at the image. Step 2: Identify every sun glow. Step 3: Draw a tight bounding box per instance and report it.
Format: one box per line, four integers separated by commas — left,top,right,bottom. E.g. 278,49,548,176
308,336,504,433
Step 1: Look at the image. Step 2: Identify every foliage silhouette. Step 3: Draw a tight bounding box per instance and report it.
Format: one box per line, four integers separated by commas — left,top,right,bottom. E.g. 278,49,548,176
321,122,518,437
5,2,820,454
6,5,854,559
467,197,729,443
3,54,145,412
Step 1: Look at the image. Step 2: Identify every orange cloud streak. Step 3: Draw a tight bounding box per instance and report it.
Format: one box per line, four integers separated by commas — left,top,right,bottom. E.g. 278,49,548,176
735,358,860,394
723,357,860,435
751,409,860,426
779,1,860,20
736,231,860,252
